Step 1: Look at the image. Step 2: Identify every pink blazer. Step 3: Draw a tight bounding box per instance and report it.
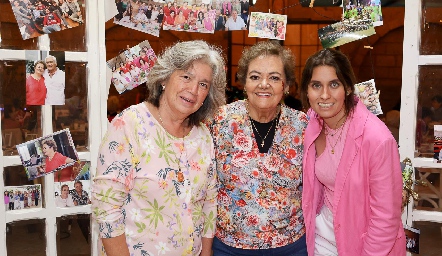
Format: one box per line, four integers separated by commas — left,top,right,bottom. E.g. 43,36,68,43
302,100,406,255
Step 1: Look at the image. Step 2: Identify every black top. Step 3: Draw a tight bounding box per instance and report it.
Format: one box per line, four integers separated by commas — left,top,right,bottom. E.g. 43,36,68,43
250,113,280,153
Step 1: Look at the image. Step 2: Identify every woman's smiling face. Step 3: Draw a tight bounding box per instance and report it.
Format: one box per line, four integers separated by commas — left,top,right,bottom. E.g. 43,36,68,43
307,65,346,127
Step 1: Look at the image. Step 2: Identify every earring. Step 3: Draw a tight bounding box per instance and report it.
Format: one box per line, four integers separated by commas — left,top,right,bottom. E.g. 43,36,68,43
346,91,350,96
162,85,165,90
285,91,289,95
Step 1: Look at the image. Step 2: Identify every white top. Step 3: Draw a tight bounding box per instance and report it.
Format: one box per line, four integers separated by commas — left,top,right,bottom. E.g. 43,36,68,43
225,16,246,30
43,68,65,105
55,194,75,207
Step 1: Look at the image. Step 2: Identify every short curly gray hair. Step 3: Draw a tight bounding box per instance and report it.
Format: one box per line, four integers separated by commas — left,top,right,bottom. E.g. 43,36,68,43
146,40,227,126
236,41,296,88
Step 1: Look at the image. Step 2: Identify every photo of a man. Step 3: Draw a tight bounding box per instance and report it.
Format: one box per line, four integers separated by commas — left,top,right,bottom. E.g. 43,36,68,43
43,53,66,105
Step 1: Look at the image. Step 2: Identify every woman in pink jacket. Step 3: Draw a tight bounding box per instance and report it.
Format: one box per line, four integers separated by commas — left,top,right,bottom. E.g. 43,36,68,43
299,48,405,255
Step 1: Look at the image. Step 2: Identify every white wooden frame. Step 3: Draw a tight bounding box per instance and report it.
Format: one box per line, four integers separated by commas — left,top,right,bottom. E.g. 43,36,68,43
401,0,442,255
0,0,107,255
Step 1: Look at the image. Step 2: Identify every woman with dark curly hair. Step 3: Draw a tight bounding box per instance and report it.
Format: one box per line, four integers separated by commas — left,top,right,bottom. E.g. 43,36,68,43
207,41,308,255
26,60,47,105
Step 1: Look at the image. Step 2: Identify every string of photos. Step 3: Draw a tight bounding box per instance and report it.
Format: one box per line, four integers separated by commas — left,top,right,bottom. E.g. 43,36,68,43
8,0,385,113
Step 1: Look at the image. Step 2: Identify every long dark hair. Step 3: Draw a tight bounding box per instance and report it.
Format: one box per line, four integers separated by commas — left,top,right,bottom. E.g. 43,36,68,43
300,48,357,114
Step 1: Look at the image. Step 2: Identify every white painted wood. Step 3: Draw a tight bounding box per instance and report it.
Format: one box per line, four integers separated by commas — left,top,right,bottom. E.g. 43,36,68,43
401,0,442,255
0,0,104,254
412,210,442,223
419,55,442,65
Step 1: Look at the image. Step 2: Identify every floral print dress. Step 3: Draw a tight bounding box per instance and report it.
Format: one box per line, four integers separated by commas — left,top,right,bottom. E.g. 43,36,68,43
207,100,308,249
92,103,217,256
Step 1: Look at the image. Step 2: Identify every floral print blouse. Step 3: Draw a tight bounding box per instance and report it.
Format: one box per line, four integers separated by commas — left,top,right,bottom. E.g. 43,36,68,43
92,103,217,256
206,100,308,249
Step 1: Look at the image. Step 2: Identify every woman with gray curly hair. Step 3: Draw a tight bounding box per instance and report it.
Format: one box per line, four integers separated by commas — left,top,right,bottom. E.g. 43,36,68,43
206,41,308,255
92,40,226,256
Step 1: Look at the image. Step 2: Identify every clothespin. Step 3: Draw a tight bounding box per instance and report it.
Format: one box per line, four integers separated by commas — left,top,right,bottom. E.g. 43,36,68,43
309,0,315,7
364,45,373,49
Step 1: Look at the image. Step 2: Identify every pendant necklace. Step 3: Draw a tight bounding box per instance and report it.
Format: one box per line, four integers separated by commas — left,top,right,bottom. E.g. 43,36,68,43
246,100,279,148
158,110,186,173
324,114,347,137
324,117,347,154
250,118,275,148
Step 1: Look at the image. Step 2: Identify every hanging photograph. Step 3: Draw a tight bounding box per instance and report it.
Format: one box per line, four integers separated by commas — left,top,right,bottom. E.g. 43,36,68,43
16,129,79,181
354,79,382,115
343,0,383,27
114,0,164,37
10,0,85,40
4,184,42,211
404,225,420,254
106,0,119,21
248,12,287,40
318,19,375,48
54,163,91,208
162,0,216,33
107,40,157,94
434,125,442,163
216,0,248,31
25,51,66,106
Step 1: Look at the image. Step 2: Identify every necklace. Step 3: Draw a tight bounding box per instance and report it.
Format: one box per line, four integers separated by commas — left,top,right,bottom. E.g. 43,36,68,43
324,114,347,136
324,117,347,154
158,110,186,173
245,100,280,148
250,118,275,148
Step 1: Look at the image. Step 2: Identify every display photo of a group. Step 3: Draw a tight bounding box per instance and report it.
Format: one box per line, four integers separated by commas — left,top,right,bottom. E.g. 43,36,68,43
54,176,91,208
4,184,42,211
318,19,375,48
25,50,66,106
10,0,85,40
16,129,79,181
248,12,287,40
343,0,383,27
114,0,164,36
107,40,157,94
354,79,382,115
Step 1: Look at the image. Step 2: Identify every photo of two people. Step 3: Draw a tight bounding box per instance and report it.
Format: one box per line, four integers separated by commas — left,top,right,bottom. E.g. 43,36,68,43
25,51,66,106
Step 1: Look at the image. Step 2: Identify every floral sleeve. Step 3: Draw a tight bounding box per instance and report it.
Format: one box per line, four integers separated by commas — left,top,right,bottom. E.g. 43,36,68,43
91,110,138,239
201,153,218,238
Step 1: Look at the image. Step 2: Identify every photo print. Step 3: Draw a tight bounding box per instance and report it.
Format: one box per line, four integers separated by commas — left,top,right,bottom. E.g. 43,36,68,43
114,0,165,37
4,184,42,211
354,79,382,115
248,12,287,40
16,129,79,181
107,40,157,94
25,51,66,106
214,0,248,31
54,164,91,208
404,225,420,254
434,125,442,163
343,0,383,27
162,0,216,33
10,0,84,40
318,19,375,48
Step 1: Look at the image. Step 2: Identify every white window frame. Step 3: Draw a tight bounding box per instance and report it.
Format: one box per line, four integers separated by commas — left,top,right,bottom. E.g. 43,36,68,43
0,0,107,255
401,0,442,255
